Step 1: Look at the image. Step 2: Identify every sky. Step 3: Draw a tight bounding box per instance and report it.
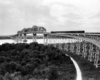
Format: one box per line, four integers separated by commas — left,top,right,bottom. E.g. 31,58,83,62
0,0,100,35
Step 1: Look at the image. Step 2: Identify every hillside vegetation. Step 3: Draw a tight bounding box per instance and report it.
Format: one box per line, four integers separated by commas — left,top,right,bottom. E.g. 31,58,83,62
0,42,76,80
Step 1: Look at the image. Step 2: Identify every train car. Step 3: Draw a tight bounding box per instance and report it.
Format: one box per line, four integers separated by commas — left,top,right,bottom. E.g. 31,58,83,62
51,30,85,33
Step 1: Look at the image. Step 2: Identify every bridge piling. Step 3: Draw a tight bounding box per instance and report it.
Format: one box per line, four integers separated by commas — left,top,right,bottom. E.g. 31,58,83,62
23,33,27,43
33,33,37,42
64,43,69,51
70,43,75,53
43,34,48,45
82,42,87,58
88,43,94,62
94,47,100,68
76,42,81,55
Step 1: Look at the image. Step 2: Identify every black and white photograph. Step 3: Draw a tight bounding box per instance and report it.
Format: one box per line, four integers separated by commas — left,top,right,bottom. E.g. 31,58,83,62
0,0,100,80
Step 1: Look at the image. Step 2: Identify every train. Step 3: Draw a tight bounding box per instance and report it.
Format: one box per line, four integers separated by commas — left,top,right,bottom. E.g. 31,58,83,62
51,30,85,33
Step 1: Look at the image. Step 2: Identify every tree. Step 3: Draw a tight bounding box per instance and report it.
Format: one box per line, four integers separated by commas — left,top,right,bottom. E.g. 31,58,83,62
0,56,6,63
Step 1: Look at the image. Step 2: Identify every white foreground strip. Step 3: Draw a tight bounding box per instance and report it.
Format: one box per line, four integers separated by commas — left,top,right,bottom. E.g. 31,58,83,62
70,57,82,80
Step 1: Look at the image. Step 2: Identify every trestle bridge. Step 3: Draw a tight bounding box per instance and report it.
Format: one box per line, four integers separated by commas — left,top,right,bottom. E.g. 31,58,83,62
9,25,100,80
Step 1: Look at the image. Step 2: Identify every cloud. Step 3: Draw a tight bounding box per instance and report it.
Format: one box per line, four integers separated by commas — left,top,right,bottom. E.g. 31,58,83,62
43,0,100,19
42,0,100,32
0,0,100,35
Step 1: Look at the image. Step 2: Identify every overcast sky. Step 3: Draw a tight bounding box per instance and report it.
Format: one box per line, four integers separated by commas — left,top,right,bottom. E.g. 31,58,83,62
0,0,100,35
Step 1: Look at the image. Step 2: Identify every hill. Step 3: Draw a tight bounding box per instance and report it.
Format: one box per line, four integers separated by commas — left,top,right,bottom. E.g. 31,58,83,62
0,42,76,80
